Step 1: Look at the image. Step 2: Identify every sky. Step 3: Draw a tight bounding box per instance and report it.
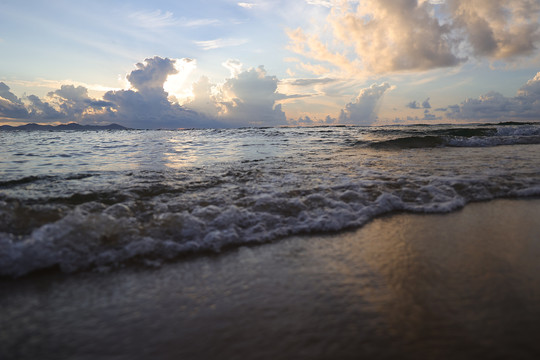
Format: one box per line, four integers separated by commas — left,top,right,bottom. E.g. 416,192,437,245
1,0,540,128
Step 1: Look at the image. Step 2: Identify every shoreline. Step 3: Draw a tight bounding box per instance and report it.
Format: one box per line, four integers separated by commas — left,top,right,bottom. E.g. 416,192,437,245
2,198,540,359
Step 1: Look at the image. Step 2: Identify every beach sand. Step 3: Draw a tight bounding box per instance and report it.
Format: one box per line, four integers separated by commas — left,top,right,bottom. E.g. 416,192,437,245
2,198,540,360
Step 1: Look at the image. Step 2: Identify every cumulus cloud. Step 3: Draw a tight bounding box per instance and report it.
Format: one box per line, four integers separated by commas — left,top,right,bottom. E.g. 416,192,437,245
407,97,431,109
127,57,179,92
183,76,220,118
0,82,23,105
447,71,540,121
1,56,295,128
26,95,64,120
102,56,217,128
333,0,462,73
0,82,28,119
288,0,540,75
48,85,114,120
519,72,540,97
218,65,287,126
338,83,393,125
448,0,540,59
406,100,421,109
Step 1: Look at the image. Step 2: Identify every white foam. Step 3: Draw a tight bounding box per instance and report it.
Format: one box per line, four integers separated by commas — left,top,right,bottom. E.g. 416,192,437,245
1,125,539,277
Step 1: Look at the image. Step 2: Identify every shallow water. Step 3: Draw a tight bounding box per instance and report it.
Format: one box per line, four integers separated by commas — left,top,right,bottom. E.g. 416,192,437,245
1,199,539,360
1,123,539,276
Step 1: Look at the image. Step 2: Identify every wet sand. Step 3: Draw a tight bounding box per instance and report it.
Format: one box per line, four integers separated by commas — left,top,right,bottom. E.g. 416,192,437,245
2,198,540,360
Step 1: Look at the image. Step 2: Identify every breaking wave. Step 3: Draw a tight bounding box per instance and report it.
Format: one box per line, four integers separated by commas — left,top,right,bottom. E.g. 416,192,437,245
365,125,540,149
1,123,539,277
1,171,539,277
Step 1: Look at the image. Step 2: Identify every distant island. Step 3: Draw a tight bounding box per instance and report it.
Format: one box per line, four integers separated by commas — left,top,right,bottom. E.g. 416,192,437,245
0,122,129,131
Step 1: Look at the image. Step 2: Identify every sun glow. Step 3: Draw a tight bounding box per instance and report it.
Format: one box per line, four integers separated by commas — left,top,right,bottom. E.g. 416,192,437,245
164,58,198,104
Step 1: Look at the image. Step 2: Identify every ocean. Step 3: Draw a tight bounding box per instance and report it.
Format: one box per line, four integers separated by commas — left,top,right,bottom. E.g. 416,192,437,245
1,122,539,277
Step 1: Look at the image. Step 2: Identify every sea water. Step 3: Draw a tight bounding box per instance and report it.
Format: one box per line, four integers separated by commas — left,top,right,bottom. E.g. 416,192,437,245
1,123,539,277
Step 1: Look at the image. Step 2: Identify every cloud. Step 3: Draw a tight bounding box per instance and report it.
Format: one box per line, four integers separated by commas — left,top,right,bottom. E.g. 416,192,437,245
287,78,337,86
26,95,64,120
0,57,214,128
183,76,220,118
407,97,432,109
406,100,421,109
102,57,217,128
218,65,287,126
288,0,540,75
194,38,249,50
422,109,440,121
289,115,316,126
182,62,291,127
0,82,28,119
47,85,101,119
126,57,179,92
128,10,178,28
310,0,461,74
0,81,109,122
286,27,359,75
447,71,540,121
448,0,540,59
1,56,295,128
305,0,334,7
519,72,540,97
238,2,256,9
0,82,24,105
181,19,222,27
222,59,244,77
289,114,337,126
338,82,393,125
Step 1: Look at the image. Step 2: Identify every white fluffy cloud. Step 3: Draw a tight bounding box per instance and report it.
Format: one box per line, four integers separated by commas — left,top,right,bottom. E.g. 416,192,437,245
447,72,540,121
338,83,393,125
218,65,287,126
288,0,540,75
182,62,289,127
184,76,221,118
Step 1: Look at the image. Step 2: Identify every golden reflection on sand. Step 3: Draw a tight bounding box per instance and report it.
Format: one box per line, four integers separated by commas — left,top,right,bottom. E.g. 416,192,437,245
311,199,540,351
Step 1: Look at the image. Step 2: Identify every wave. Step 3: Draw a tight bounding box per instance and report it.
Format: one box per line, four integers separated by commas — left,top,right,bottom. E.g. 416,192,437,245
1,124,538,278
365,125,540,149
1,174,539,278
0,175,56,188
